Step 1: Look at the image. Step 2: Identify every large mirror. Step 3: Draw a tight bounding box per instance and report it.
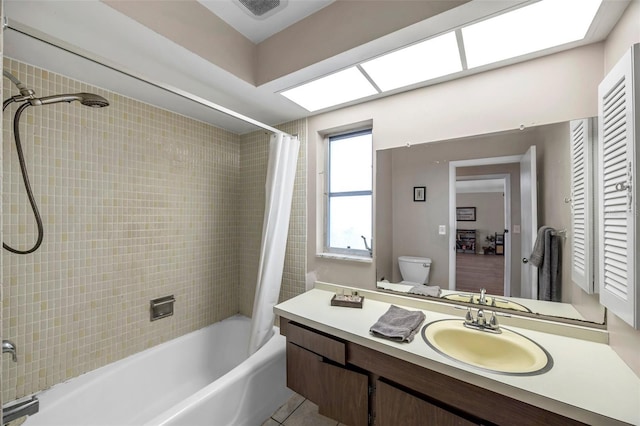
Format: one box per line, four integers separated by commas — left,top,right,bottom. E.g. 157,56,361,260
375,121,606,325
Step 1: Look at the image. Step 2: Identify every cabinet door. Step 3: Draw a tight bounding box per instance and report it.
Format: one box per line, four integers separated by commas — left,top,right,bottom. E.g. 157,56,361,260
597,43,639,328
375,380,479,426
286,342,369,426
570,118,595,294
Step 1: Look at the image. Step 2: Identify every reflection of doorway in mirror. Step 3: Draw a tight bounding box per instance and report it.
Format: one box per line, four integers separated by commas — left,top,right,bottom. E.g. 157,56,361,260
448,151,540,300
455,178,507,296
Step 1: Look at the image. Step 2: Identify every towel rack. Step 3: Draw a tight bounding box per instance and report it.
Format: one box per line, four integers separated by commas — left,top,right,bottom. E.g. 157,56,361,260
551,229,568,238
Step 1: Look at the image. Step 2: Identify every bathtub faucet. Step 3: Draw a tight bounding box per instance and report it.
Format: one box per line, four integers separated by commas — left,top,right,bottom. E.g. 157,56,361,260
3,340,17,362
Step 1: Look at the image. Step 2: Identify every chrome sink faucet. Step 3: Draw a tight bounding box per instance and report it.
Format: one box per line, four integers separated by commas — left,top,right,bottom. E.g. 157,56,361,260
479,288,487,305
464,308,501,334
3,340,17,362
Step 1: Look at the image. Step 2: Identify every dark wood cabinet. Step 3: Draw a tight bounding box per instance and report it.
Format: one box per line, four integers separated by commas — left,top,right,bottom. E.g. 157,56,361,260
284,322,369,426
281,319,586,426
375,379,479,426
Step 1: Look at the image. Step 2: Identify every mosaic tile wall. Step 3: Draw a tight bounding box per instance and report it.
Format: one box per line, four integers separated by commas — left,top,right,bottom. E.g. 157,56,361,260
1,58,243,402
238,121,307,317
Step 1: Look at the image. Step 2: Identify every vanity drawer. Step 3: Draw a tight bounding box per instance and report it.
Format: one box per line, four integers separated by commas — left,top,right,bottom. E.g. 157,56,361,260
286,342,368,426
286,321,346,365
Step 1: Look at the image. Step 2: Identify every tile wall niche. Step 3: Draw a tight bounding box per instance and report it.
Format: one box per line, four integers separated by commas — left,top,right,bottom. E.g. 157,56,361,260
238,121,307,317
1,58,251,402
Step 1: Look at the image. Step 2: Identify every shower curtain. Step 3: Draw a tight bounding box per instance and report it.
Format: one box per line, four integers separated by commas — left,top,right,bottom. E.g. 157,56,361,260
248,132,300,355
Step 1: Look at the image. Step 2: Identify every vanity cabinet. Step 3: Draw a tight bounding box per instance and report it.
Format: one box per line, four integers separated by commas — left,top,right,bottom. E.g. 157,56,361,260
281,319,586,426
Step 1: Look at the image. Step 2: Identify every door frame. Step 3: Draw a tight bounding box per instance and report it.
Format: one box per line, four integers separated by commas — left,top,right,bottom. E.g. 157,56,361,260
455,174,511,295
448,155,522,294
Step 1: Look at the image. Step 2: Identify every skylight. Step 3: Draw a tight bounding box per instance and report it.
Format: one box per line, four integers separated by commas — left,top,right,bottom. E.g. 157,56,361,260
462,0,602,68
360,31,462,92
279,0,604,111
280,67,377,112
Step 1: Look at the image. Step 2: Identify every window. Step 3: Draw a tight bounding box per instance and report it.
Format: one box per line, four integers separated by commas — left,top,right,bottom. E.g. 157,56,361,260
326,129,373,257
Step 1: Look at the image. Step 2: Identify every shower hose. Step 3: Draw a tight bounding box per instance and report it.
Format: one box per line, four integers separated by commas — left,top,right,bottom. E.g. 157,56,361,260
3,97,44,254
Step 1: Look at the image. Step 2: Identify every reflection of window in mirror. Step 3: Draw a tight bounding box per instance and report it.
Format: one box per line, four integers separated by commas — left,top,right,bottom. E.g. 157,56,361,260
325,129,373,257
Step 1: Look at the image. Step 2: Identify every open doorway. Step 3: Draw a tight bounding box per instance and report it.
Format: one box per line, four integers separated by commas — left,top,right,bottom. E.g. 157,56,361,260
448,148,538,299
455,175,510,296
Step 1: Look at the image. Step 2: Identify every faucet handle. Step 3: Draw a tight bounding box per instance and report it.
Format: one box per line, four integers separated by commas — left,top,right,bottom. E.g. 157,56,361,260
489,311,499,328
465,307,474,323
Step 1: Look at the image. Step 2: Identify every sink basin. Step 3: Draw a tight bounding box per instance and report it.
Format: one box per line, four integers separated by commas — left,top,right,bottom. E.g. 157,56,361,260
421,320,552,375
441,293,532,313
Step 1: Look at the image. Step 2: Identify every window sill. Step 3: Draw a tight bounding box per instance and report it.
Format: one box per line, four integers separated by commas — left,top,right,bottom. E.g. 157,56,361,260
316,252,373,263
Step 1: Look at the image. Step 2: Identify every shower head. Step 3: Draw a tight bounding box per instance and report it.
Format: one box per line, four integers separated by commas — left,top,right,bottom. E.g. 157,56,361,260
33,93,109,108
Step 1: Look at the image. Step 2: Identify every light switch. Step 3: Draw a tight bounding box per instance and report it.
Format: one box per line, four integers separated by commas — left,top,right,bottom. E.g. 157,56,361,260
513,225,521,234
439,225,447,235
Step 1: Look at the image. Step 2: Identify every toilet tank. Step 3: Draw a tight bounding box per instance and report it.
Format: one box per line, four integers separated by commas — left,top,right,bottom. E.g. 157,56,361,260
398,256,432,284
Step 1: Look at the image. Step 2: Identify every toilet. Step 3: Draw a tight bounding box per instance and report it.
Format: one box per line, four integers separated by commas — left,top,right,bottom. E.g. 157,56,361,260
398,256,432,285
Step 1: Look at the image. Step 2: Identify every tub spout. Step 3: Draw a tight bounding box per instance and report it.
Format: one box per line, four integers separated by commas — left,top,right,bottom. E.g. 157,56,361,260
3,340,17,362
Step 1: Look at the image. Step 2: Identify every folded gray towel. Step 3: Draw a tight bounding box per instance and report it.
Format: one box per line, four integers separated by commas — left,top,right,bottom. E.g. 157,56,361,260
369,305,426,343
408,285,441,297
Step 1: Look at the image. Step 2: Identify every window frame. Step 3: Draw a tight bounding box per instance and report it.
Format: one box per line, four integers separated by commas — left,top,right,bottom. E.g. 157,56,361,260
324,128,373,258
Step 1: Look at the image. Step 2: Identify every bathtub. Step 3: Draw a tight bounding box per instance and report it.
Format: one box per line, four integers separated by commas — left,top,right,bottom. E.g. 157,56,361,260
23,315,292,426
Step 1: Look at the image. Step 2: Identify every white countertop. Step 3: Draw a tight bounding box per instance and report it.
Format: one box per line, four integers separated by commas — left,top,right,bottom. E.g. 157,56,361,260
274,287,640,426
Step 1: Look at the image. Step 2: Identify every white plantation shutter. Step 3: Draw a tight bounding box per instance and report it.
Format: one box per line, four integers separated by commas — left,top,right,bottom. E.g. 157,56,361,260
597,44,639,328
570,118,595,294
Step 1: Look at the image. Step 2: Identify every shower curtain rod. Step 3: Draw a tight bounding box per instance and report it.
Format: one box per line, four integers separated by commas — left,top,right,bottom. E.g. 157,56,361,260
3,18,289,136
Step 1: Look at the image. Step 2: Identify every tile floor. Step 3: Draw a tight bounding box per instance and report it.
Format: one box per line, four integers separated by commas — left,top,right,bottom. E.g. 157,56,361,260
263,393,345,426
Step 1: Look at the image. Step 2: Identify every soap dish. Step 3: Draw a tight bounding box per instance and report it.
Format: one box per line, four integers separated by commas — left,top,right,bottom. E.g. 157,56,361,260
331,294,364,308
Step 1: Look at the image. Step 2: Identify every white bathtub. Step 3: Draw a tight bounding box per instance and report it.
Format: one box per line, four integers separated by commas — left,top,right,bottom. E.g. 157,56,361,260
23,315,292,426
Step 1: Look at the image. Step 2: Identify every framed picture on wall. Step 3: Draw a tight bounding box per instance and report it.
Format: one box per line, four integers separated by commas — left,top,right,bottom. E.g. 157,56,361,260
413,186,426,202
456,207,476,221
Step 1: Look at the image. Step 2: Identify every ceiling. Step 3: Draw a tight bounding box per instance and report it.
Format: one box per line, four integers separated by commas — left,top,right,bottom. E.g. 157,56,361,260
2,1,630,134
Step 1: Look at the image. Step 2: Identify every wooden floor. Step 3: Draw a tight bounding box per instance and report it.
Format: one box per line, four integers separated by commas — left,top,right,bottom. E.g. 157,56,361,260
456,253,505,296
